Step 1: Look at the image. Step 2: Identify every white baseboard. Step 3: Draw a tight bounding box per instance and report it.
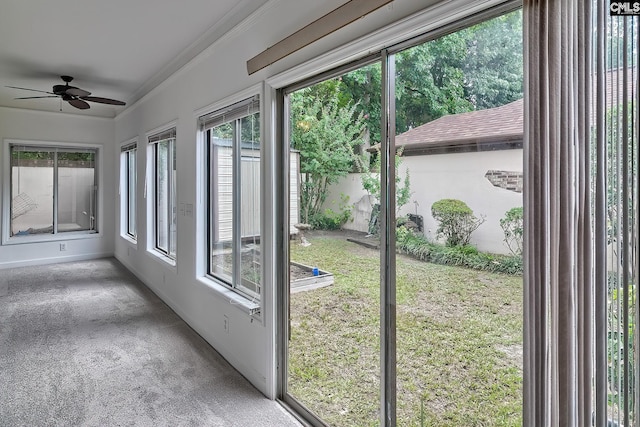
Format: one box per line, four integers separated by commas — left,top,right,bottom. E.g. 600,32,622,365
0,252,113,270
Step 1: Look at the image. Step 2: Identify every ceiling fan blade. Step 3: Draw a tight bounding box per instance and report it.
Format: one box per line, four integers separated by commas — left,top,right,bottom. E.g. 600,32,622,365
68,99,90,110
15,96,58,99
6,86,55,95
82,96,126,106
66,87,91,97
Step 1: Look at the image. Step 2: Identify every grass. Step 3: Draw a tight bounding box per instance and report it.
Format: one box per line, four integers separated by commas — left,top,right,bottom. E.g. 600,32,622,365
288,233,522,427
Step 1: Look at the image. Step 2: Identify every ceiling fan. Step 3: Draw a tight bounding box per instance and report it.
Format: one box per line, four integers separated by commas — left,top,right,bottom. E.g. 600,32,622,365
6,75,126,110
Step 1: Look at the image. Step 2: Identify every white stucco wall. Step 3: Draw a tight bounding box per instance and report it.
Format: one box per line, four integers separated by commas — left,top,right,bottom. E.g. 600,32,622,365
322,173,376,233
12,166,96,234
325,149,523,254
400,149,523,254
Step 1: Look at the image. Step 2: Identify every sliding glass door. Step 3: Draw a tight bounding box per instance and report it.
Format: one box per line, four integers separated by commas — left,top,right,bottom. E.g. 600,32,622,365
283,61,383,427
392,10,523,425
279,4,523,426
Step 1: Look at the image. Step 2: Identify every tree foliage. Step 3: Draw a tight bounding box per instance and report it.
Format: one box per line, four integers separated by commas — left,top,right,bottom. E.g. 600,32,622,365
289,10,522,228
341,9,523,139
500,207,524,256
361,148,411,213
461,10,523,110
290,80,366,224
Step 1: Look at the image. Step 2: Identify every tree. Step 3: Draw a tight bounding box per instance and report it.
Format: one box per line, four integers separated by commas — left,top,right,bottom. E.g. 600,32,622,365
461,10,523,110
361,148,411,213
338,9,523,137
500,207,524,256
290,80,366,225
395,30,473,132
340,64,382,146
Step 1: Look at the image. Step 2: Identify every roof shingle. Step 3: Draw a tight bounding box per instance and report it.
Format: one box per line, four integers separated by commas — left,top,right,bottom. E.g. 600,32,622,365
396,98,523,149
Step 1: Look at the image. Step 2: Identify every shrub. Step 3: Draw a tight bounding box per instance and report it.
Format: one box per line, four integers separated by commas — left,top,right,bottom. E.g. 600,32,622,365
310,194,353,230
500,207,523,256
431,199,485,247
396,227,522,275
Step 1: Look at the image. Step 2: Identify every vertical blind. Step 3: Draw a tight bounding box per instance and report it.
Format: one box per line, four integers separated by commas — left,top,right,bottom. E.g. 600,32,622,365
594,3,639,426
523,0,593,425
524,1,640,425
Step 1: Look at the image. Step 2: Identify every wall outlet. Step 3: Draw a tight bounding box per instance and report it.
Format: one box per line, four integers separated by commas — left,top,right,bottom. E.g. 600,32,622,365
223,315,230,334
59,243,67,251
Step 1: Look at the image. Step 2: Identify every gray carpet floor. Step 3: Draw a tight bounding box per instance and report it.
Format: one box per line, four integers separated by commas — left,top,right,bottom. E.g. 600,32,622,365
0,258,301,427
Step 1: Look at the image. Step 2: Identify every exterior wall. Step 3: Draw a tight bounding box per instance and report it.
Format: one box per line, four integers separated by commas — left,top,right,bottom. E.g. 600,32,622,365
325,149,523,254
12,166,96,234
323,173,376,233
401,149,523,254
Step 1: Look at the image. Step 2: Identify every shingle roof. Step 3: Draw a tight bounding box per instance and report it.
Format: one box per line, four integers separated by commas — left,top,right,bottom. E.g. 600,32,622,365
389,67,635,154
396,98,523,150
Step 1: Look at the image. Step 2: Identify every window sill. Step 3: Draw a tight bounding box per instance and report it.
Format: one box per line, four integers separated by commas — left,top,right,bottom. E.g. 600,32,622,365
148,249,176,267
3,230,101,246
120,234,137,246
197,276,261,317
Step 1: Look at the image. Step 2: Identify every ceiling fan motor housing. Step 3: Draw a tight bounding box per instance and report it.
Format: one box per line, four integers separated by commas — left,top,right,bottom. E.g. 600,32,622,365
54,75,77,95
53,84,70,95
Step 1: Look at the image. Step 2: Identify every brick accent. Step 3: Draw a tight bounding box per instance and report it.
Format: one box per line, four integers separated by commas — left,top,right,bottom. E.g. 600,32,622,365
485,170,523,193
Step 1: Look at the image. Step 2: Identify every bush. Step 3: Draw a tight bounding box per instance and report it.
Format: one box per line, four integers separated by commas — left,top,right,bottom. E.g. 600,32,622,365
310,194,353,230
396,227,522,275
500,207,523,256
431,199,485,247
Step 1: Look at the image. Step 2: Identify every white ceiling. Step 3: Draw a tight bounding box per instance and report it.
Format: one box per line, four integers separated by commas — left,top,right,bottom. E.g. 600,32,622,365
0,0,271,118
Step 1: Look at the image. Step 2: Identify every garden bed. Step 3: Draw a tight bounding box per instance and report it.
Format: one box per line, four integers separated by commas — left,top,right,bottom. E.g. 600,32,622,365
212,249,334,294
290,261,334,293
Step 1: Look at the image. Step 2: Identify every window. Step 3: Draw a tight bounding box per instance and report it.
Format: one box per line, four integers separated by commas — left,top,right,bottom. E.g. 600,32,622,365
201,96,261,301
121,142,137,239
10,144,97,237
148,128,176,260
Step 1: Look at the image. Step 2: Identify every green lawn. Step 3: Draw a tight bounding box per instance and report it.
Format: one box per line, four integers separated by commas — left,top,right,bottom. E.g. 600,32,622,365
288,233,523,427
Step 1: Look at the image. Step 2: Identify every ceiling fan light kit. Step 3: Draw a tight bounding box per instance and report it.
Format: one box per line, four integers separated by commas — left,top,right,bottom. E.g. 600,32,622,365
6,75,126,111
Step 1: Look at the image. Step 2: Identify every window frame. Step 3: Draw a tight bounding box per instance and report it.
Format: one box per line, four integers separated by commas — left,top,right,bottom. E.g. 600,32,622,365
3,139,101,244
120,141,137,241
201,95,262,304
147,127,177,262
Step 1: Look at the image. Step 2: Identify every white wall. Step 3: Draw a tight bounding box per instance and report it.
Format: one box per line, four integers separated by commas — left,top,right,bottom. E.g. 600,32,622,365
323,173,376,233
0,107,115,268
401,149,523,254
324,149,523,254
